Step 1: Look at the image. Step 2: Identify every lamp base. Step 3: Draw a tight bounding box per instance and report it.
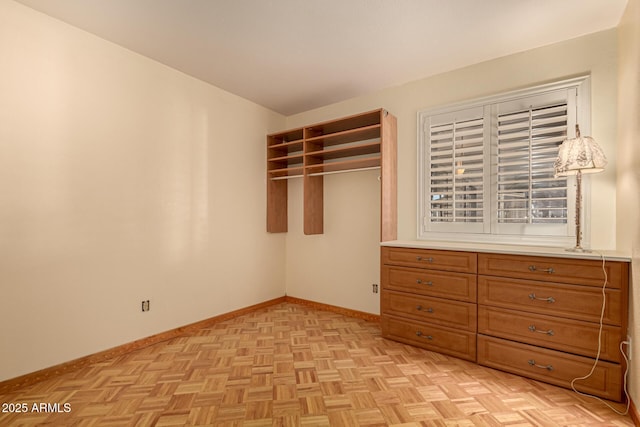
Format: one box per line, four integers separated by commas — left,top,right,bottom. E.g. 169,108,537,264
565,246,592,253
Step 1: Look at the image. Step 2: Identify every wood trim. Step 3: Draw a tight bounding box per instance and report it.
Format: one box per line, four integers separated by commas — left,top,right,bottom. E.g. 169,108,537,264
284,295,380,322
303,173,323,235
380,109,397,242
266,175,288,232
630,396,639,427
0,296,286,395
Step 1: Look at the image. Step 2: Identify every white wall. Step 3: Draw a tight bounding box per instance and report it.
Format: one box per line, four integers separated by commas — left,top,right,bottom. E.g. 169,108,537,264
285,171,382,313
617,0,640,410
285,29,621,316
0,1,286,382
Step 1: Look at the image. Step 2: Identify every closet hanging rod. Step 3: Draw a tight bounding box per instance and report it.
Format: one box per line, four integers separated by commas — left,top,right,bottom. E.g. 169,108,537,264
269,166,381,180
307,166,381,177
270,174,304,181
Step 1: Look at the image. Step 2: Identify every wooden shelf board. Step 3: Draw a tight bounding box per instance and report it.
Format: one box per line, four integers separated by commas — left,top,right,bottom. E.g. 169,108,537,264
268,153,304,164
268,167,304,178
268,128,304,144
306,141,380,161
268,138,304,145
268,140,304,155
305,156,381,174
305,109,383,136
305,125,380,147
307,166,380,177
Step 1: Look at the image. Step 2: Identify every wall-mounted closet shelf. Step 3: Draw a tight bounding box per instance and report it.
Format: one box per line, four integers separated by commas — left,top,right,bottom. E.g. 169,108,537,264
266,108,397,240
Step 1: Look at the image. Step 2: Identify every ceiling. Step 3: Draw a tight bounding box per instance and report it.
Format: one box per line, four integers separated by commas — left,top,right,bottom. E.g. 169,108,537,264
15,0,628,115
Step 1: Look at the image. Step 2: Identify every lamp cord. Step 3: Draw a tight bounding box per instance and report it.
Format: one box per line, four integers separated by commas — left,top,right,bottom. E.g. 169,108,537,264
569,253,630,416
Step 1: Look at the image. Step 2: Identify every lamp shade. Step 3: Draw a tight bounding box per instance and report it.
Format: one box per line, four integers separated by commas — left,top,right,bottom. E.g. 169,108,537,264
553,125,607,177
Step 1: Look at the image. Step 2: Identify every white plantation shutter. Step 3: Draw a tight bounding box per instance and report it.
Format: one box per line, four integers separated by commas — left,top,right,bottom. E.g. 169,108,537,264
496,103,569,225
418,77,587,245
429,116,484,224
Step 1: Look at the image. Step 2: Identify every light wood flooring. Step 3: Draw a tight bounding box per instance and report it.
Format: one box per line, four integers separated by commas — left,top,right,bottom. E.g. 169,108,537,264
0,302,634,426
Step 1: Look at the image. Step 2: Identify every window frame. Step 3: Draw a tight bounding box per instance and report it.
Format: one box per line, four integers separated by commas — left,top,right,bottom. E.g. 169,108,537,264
417,76,592,247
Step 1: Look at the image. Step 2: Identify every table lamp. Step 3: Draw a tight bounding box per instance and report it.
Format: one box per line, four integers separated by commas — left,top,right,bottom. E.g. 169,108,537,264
553,124,607,252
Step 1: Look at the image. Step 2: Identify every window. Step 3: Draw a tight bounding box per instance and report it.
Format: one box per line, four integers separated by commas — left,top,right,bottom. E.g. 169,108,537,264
418,77,590,246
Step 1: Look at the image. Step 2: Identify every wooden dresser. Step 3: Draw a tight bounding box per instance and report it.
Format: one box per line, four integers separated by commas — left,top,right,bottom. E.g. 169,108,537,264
380,245,629,402
380,246,478,361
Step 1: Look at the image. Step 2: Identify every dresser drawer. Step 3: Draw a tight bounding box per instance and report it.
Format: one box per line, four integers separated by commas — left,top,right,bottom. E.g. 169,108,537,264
478,306,623,362
382,316,476,361
382,247,477,273
382,290,477,331
478,253,627,288
382,265,477,302
477,335,623,401
478,276,622,325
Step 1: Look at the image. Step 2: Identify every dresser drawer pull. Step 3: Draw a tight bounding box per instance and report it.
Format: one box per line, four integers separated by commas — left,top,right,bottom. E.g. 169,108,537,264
528,325,555,336
415,331,433,340
528,359,554,371
416,279,433,286
416,256,434,263
415,305,434,313
528,293,556,303
528,265,555,274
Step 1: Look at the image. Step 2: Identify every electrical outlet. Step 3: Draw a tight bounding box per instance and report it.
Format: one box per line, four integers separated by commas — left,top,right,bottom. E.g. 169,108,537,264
141,300,150,312
627,335,632,360
372,284,379,294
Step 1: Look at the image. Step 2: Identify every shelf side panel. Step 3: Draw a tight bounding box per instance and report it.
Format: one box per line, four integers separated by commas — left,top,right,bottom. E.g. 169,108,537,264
304,174,323,235
381,111,398,241
267,178,287,232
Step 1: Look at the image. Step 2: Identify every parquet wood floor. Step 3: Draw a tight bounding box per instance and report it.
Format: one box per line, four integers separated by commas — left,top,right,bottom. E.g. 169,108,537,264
0,303,634,426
